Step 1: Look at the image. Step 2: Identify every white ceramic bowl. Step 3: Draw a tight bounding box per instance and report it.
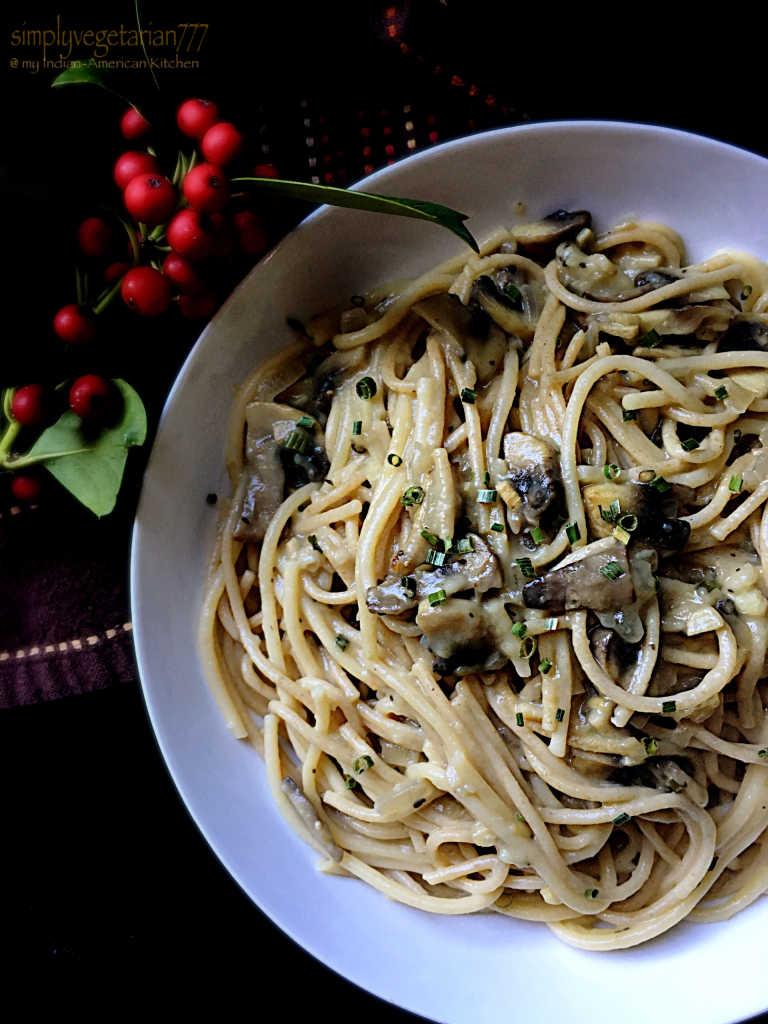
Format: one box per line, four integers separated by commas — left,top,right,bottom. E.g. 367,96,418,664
132,122,768,1024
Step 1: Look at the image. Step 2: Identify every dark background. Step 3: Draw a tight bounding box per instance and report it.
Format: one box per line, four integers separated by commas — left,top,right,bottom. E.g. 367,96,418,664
3,1,768,1018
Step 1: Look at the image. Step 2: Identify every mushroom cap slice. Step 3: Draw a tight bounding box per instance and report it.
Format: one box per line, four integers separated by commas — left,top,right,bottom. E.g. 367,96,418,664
718,314,768,353
582,481,691,555
512,210,592,252
523,543,635,612
503,432,563,528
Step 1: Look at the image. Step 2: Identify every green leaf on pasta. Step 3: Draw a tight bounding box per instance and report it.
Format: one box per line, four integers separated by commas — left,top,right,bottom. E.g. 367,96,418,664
233,176,480,252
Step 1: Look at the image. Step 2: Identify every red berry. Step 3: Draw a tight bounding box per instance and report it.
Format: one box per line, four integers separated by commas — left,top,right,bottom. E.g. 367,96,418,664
124,174,176,227
233,211,268,256
252,163,280,179
166,209,214,262
53,304,96,345
201,123,244,167
179,290,217,320
208,214,236,259
183,163,230,214
176,98,220,140
12,384,50,428
77,217,117,260
121,266,172,316
11,471,42,504
69,375,111,420
104,261,131,287
162,253,205,295
113,150,159,191
121,107,151,141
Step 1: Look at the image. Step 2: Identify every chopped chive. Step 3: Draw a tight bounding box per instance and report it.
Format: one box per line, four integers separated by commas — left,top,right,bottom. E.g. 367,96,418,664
504,282,522,303
421,529,440,546
345,774,356,790
428,589,447,606
696,582,718,596
530,526,545,545
662,700,677,714
402,485,425,506
336,635,349,651
515,712,524,727
603,463,620,480
460,388,477,404
511,621,527,638
640,328,661,348
491,523,504,532
519,636,537,658
585,888,599,900
617,513,638,532
545,617,558,631
668,779,685,793
553,513,569,529
351,294,365,307
714,384,729,400
599,561,625,581
444,537,453,553
613,812,631,826
387,453,403,467
285,430,310,454
540,658,553,675
478,489,497,503
681,437,699,452
516,557,536,579
296,415,314,429
401,576,417,598
516,811,526,822
609,499,621,519
353,754,374,774
352,420,362,436
742,285,753,299
426,549,446,566
644,737,659,755
759,749,768,759
456,536,475,554
356,376,377,400
565,522,581,544
709,857,719,872
555,707,565,722
651,475,671,493
483,471,490,486
599,505,613,523
613,525,631,545
623,409,637,421
729,475,742,493
308,535,322,552
206,493,217,505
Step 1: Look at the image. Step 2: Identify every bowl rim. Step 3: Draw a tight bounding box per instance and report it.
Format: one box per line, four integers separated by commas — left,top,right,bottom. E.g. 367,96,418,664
130,118,768,1024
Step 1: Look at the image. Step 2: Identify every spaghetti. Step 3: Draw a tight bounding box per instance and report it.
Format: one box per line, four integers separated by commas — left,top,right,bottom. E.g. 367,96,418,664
200,210,768,949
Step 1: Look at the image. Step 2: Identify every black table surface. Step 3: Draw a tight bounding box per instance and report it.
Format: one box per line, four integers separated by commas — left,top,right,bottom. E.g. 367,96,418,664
5,2,768,1018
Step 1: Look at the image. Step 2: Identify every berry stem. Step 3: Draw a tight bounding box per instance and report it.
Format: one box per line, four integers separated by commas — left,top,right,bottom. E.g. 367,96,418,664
92,276,125,316
112,212,141,265
171,150,184,187
0,390,20,463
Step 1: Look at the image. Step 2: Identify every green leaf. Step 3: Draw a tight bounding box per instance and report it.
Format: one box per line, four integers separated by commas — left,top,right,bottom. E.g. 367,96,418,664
233,176,479,252
23,380,147,518
135,0,160,91
51,63,136,107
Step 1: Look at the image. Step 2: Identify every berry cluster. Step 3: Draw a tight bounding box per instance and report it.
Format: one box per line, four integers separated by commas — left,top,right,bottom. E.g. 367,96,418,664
11,98,277,505
52,97,275,346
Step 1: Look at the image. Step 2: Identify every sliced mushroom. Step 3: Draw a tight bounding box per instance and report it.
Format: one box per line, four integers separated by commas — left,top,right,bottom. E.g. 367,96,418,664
512,210,592,259
280,777,343,861
633,268,683,289
636,304,735,342
367,535,501,616
523,543,635,612
413,293,507,384
235,402,295,542
589,627,633,682
718,314,768,353
417,596,506,676
581,481,692,555
470,272,542,341
503,432,564,528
